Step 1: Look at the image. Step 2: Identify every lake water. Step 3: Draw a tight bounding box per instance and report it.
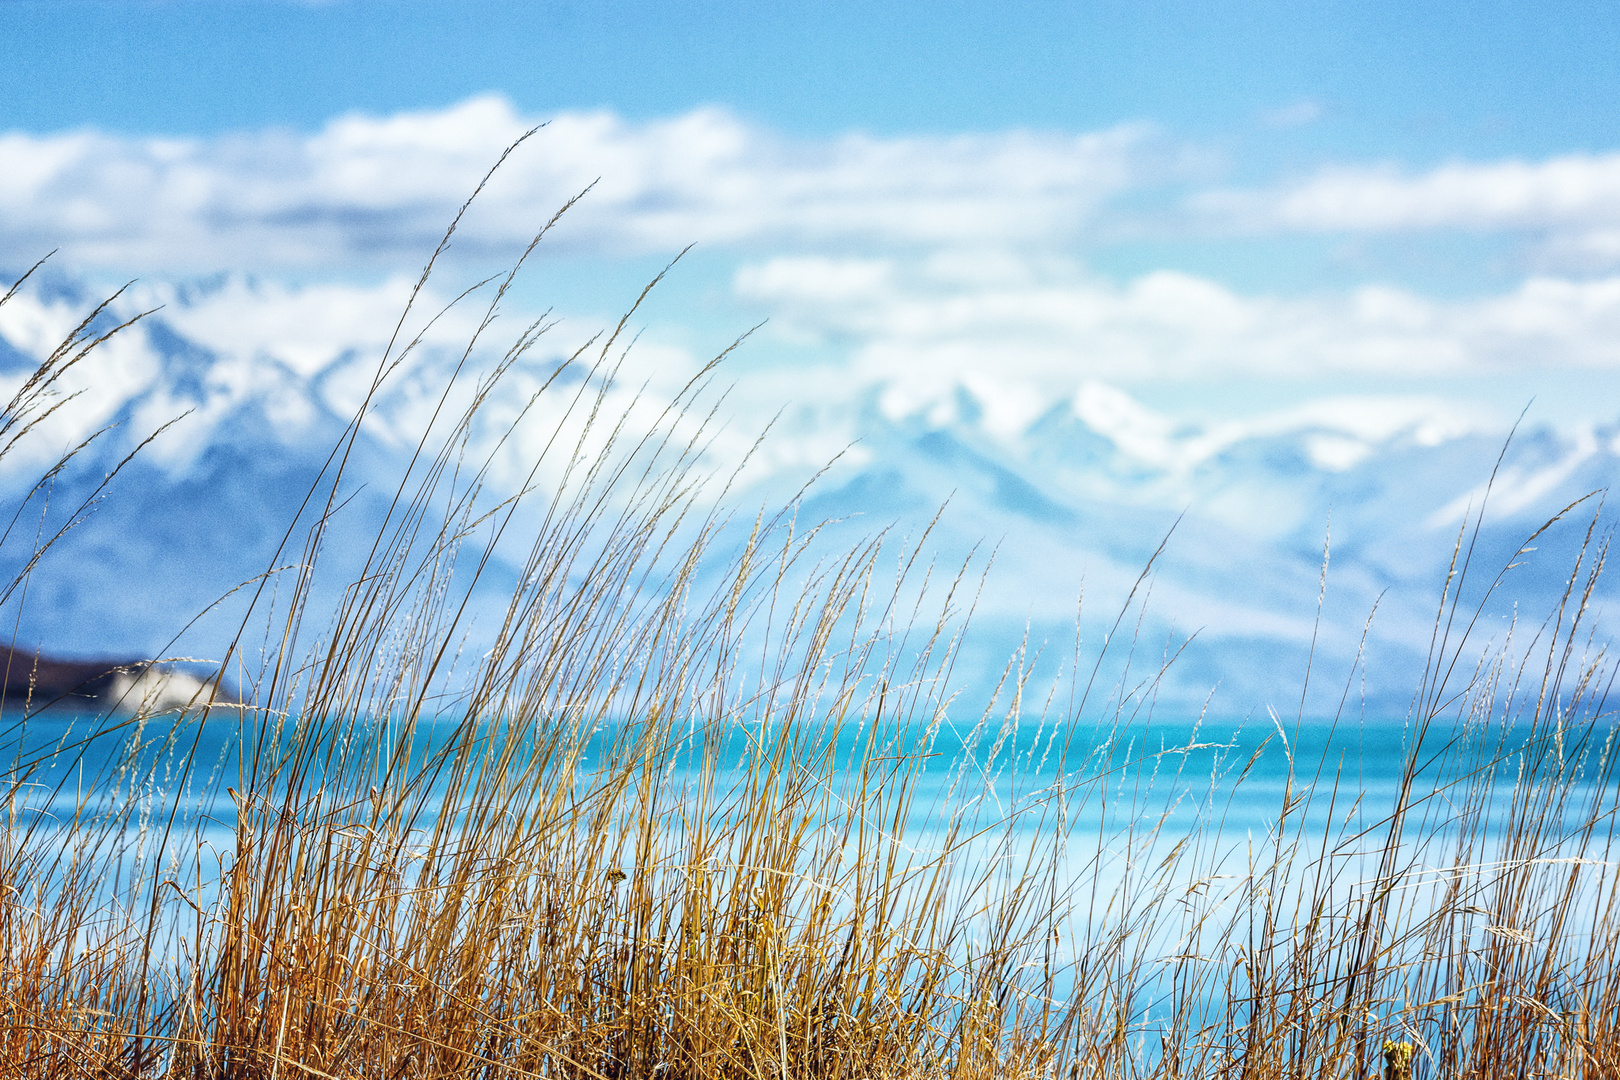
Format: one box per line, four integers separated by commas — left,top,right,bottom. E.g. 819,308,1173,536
5,701,1616,1009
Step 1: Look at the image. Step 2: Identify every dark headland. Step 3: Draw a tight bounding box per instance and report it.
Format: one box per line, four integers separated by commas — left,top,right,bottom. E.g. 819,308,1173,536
0,645,236,713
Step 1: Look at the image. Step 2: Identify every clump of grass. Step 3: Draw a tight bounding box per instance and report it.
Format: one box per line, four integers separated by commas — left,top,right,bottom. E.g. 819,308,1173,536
0,161,1617,1080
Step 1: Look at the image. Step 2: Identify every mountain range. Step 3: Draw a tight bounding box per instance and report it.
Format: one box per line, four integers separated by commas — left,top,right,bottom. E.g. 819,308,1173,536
0,272,1613,719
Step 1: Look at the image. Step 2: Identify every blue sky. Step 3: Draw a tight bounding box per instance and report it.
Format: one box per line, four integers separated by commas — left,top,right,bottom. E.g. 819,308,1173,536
9,0,1620,157
4,0,1620,461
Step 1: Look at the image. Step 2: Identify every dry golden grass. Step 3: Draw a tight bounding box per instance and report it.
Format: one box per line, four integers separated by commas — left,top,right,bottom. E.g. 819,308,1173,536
1,164,1618,1079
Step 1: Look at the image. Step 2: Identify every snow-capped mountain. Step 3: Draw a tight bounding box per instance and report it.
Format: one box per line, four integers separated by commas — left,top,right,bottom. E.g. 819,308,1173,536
802,391,1617,713
0,272,1612,716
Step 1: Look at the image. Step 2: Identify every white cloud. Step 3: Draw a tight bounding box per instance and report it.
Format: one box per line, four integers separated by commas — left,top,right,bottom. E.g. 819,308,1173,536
0,96,1172,271
1535,227,1620,271
1196,152,1620,266
736,254,1620,393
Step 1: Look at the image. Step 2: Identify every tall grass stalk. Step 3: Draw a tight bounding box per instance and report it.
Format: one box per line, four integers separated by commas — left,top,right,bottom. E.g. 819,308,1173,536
0,180,1616,1079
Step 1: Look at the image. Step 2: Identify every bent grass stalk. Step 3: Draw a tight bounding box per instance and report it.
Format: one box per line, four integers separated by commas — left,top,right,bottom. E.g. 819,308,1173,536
0,183,1617,1079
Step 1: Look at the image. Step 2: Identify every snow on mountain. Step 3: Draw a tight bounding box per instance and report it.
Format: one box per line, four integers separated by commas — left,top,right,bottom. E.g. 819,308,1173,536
794,383,1617,712
0,271,1612,716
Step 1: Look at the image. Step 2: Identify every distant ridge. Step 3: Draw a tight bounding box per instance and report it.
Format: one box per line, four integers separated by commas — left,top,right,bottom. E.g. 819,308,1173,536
0,646,236,714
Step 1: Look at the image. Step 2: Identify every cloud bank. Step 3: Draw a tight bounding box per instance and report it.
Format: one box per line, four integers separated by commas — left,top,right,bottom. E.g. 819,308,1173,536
0,96,1176,270
6,93,1620,477
739,255,1620,391
1195,153,1620,271
10,96,1620,275
1206,153,1620,232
